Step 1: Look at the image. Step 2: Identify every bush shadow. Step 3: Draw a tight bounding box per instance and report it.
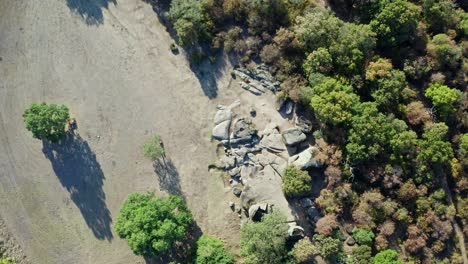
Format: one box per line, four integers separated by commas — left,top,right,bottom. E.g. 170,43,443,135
42,134,113,240
153,157,183,196
66,0,116,25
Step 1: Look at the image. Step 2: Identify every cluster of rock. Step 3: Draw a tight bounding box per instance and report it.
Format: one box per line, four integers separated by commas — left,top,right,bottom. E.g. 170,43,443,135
211,100,325,233
232,64,280,95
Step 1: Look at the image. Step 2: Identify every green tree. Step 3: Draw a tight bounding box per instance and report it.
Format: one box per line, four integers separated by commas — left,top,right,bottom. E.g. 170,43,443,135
311,234,341,260
196,235,234,264
373,249,402,264
368,69,408,106
389,130,418,163
417,123,454,165
329,23,376,77
303,48,333,75
169,0,211,46
310,77,360,125
282,165,312,198
23,102,70,142
143,135,165,161
352,228,375,246
240,211,289,264
425,83,460,117
346,102,390,163
294,8,343,51
115,193,193,257
427,34,463,70
422,0,456,33
290,238,316,263
370,0,420,47
460,133,468,154
346,245,372,264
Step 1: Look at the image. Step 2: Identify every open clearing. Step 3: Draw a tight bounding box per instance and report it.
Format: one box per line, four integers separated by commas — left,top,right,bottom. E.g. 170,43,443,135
0,0,261,262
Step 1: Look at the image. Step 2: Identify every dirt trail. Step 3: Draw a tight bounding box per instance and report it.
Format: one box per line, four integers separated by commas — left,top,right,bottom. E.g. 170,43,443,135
0,0,242,263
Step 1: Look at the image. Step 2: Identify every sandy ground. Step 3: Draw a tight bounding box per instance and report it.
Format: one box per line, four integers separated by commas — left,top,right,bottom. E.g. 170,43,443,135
0,0,258,263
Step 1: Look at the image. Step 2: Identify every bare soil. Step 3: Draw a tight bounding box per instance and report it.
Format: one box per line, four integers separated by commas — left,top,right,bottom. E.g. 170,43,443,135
0,0,256,263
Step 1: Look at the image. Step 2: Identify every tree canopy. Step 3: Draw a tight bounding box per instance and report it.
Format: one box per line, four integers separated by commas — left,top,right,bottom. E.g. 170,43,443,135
115,193,193,257
240,211,289,264
195,235,234,264
23,102,70,142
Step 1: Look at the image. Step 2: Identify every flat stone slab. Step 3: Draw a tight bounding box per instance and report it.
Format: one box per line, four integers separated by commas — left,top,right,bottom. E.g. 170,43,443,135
282,127,306,146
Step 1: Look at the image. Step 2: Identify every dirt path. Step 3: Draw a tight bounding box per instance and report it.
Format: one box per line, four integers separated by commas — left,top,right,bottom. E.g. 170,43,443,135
0,0,241,263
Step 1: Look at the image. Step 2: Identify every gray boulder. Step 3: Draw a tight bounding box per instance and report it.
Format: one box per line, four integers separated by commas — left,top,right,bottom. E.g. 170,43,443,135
212,120,231,140
288,146,324,170
282,127,306,146
232,118,256,139
214,109,232,125
295,116,313,133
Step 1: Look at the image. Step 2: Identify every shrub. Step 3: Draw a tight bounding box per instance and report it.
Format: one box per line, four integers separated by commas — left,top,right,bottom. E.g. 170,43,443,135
23,102,70,142
373,249,403,264
240,211,289,264
196,235,234,264
311,234,341,260
352,228,375,246
169,0,211,46
282,165,312,198
143,135,165,161
290,238,316,263
115,193,193,257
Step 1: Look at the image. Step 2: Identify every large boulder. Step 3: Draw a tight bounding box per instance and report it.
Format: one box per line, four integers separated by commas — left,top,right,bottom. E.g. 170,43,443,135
295,116,313,133
214,109,232,125
259,125,286,153
212,120,231,140
282,127,306,146
288,146,324,170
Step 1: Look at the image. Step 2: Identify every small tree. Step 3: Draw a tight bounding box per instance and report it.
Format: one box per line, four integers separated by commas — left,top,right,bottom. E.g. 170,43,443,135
425,83,460,117
23,102,70,142
196,235,234,264
373,249,402,264
143,135,165,161
352,228,375,246
240,211,289,264
282,165,312,198
290,238,316,263
311,234,341,260
115,193,193,257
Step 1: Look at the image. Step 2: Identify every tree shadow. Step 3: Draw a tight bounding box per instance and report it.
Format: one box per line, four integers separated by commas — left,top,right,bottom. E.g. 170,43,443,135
42,134,113,240
153,157,182,196
144,0,230,99
66,0,116,25
148,156,203,263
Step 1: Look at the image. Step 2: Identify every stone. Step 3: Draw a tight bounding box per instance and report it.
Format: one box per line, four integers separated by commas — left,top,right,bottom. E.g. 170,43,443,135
306,206,320,222
248,203,268,221
240,165,261,179
288,146,324,170
276,97,286,111
288,225,305,237
259,131,285,153
220,155,236,169
214,109,232,125
232,118,256,139
295,116,313,133
228,167,241,177
233,188,242,197
300,198,313,208
212,120,231,140
282,127,306,146
229,202,235,209
284,100,293,115
346,236,356,246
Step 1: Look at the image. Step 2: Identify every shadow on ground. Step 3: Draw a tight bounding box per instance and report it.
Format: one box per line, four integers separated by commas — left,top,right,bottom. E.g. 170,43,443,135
153,157,183,196
148,156,202,263
145,0,230,99
66,0,116,25
42,134,113,240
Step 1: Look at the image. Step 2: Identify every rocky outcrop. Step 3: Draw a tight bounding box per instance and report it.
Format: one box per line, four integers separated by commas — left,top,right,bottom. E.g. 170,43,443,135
232,64,280,95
